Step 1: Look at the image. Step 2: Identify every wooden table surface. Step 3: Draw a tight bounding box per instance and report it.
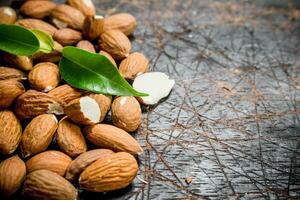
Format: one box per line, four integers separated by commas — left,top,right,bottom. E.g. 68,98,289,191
2,0,300,199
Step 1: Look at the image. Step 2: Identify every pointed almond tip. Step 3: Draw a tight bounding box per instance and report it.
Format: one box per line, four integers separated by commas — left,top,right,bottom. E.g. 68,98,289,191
137,148,144,156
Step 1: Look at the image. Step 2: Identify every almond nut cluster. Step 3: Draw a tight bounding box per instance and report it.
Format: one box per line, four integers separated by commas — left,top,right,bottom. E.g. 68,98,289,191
0,0,168,199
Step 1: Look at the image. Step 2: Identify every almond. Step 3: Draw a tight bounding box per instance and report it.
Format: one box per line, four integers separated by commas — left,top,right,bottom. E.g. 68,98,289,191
22,170,77,200
111,96,141,132
57,117,87,158
48,84,83,105
16,18,58,36
67,0,95,16
84,124,143,156
76,40,95,53
20,1,56,19
51,4,85,30
0,110,22,155
119,52,149,81
103,13,137,36
28,62,60,92
53,28,82,46
26,150,72,176
99,50,117,67
0,80,25,109
3,54,32,71
0,66,25,81
20,114,58,158
83,15,104,40
99,29,131,60
65,149,113,181
88,93,112,122
0,6,16,24
32,41,63,63
64,96,101,125
79,152,138,192
0,156,26,197
15,90,64,119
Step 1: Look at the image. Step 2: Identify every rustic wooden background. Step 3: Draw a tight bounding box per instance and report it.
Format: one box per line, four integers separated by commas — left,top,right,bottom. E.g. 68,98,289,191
1,0,300,199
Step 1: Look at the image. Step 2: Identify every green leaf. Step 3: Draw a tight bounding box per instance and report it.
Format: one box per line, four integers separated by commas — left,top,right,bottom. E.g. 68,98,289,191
0,24,39,56
31,29,54,53
60,46,148,97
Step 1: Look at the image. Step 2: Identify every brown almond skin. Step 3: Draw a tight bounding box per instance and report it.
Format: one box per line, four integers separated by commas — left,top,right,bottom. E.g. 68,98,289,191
3,54,32,71
57,117,87,158
20,114,58,158
103,13,137,36
79,152,138,192
32,41,63,63
20,1,56,19
88,93,112,122
99,50,117,67
15,90,64,119
48,84,83,105
119,52,149,81
28,62,60,92
0,7,16,24
26,150,72,176
64,97,100,125
99,30,131,60
83,15,104,41
84,124,143,156
53,28,82,46
76,40,95,53
112,96,142,132
65,149,113,181
0,156,26,197
0,80,25,109
0,110,22,155
22,170,77,200
51,4,85,30
67,0,95,16
0,67,25,81
16,18,58,36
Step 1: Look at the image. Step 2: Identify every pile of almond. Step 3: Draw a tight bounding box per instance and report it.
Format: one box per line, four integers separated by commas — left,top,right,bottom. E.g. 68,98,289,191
0,0,175,199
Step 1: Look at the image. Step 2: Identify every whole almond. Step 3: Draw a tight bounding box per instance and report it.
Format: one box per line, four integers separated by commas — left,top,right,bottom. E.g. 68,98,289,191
83,15,104,41
26,150,72,176
3,54,32,71
88,93,112,122
0,156,26,197
0,110,22,155
99,29,131,60
48,84,83,105
0,6,16,24
57,117,87,158
15,90,64,119
99,50,117,67
79,152,138,192
103,13,137,36
84,124,143,156
0,67,25,81
28,62,60,92
65,149,113,181
112,96,141,132
53,28,82,46
20,1,56,19
67,0,95,16
64,96,101,125
32,41,63,63
22,170,77,200
51,4,85,30
0,80,25,109
20,114,58,158
16,18,58,36
76,40,95,53
119,52,149,81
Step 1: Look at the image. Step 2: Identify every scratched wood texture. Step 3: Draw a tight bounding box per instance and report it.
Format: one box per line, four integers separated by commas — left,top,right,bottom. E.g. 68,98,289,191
1,0,300,199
